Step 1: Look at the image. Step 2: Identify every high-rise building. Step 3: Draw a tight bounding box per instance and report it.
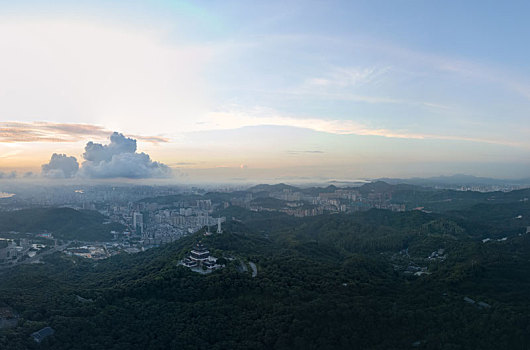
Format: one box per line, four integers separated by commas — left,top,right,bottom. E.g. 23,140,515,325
133,212,144,235
217,217,222,233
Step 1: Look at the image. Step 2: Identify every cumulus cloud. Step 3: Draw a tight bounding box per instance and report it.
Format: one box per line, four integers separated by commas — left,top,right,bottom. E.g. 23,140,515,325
0,171,17,179
80,132,171,179
41,153,80,178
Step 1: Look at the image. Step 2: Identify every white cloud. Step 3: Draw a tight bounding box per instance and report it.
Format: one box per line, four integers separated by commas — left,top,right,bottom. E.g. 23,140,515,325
305,66,389,88
38,132,171,179
80,132,171,179
190,106,528,148
41,153,79,178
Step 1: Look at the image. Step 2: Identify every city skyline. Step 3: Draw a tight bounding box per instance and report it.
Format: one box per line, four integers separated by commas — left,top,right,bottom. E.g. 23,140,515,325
1,1,530,181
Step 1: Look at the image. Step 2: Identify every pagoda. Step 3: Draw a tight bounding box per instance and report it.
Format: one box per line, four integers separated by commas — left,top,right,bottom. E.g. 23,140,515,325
190,242,210,262
181,242,221,271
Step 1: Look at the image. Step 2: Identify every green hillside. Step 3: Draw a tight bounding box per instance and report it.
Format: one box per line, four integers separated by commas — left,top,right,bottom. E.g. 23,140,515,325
0,208,123,241
0,206,529,349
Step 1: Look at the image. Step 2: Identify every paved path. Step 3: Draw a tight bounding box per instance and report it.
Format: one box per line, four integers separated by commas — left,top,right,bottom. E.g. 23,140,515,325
249,261,257,277
237,261,248,273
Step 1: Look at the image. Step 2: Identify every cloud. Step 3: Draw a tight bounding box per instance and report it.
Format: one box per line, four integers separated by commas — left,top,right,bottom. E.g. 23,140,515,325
169,162,197,166
0,122,109,142
83,132,137,163
0,122,169,144
338,36,530,102
286,150,325,155
41,153,79,178
198,106,528,149
133,135,170,143
80,132,171,179
305,66,390,88
0,150,22,159
0,171,17,179
202,107,414,136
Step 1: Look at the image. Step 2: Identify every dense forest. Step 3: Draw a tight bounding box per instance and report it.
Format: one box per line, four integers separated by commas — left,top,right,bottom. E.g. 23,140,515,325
1,190,530,349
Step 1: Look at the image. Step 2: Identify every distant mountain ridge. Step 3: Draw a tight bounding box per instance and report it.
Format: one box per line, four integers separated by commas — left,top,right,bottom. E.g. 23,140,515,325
377,174,530,186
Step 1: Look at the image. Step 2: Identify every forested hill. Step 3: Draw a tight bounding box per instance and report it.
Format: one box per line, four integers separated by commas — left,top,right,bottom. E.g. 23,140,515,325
1,205,530,349
0,207,123,241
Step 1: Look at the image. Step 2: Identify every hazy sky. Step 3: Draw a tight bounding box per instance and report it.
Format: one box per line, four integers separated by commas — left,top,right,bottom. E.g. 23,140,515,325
1,1,529,182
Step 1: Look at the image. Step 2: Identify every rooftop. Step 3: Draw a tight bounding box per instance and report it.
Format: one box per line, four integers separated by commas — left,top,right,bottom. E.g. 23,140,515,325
31,326,55,343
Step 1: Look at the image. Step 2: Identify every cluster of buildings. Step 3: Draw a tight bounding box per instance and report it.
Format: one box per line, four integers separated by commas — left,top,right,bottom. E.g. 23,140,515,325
311,189,405,213
0,239,26,263
65,245,109,259
150,206,223,233
101,198,226,246
228,187,405,217
0,184,186,211
0,238,49,265
456,185,523,192
279,206,324,217
0,183,410,266
427,249,446,261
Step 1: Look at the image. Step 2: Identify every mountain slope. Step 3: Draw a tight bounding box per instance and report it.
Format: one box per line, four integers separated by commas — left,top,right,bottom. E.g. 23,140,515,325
0,207,123,241
0,209,529,349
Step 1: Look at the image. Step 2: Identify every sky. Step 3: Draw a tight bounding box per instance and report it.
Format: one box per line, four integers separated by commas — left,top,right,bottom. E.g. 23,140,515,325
0,0,529,182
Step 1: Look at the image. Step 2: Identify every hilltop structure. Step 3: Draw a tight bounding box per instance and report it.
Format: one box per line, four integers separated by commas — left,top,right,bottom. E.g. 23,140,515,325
181,242,221,271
